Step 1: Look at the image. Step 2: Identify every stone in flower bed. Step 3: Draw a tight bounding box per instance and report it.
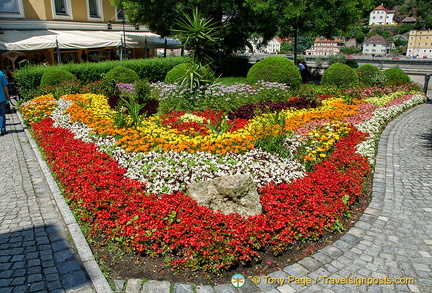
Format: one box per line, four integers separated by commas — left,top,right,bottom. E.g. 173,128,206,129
187,173,262,217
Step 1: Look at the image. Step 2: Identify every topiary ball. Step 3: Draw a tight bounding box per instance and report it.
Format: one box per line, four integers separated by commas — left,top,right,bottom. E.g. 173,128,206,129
383,68,411,86
164,63,189,84
40,69,77,88
246,57,301,88
321,63,359,89
103,66,139,84
356,64,383,87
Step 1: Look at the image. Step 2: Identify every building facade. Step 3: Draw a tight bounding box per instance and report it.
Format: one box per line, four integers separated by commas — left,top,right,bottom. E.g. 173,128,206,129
406,30,432,58
0,0,180,69
305,37,343,56
362,35,393,56
369,4,396,26
247,37,284,54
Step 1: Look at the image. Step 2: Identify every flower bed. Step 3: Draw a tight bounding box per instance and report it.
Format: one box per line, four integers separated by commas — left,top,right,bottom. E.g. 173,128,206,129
20,84,427,274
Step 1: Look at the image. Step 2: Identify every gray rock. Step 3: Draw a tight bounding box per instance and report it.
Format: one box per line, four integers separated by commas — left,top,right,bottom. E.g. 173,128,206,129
187,173,262,217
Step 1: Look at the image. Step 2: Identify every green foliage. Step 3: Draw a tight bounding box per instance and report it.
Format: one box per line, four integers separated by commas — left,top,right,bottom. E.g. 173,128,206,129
327,54,347,66
315,56,324,68
357,64,385,87
340,48,361,54
165,62,216,89
113,0,279,55
178,62,216,91
321,63,359,89
246,57,301,88
345,59,359,69
134,79,152,102
120,96,144,127
383,68,411,86
14,57,188,100
172,8,220,65
103,66,140,84
165,63,190,84
40,69,77,88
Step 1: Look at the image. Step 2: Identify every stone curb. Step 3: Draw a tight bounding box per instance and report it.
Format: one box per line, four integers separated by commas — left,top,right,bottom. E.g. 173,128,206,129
16,111,113,293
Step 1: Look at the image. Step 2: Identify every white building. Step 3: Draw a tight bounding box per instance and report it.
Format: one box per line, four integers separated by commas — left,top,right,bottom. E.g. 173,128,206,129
247,37,287,54
369,4,396,26
362,35,393,56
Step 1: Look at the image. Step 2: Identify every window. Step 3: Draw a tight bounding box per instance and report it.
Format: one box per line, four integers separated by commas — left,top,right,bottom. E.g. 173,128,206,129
52,0,72,18
87,0,102,19
54,0,67,14
0,0,24,17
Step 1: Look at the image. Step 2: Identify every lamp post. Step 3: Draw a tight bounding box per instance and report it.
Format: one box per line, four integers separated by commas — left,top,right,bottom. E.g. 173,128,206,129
107,8,127,60
424,73,431,97
122,17,127,60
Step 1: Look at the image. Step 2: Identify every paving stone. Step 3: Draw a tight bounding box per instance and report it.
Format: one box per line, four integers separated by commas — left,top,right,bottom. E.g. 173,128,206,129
214,284,238,293
298,257,322,272
141,280,170,293
124,279,142,293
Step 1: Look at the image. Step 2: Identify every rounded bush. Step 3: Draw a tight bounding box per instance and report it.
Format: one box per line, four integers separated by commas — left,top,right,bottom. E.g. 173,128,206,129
103,66,139,84
164,63,189,84
383,68,411,86
40,69,77,88
164,62,215,86
321,63,359,89
356,64,383,87
246,57,301,88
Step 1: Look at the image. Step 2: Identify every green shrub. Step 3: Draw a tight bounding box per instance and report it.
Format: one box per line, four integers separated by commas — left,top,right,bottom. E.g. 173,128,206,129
345,59,359,69
246,56,301,88
103,66,139,84
321,63,359,89
356,64,385,87
40,69,77,88
134,79,152,102
14,57,188,100
164,63,189,84
164,62,215,89
383,67,411,86
327,54,347,66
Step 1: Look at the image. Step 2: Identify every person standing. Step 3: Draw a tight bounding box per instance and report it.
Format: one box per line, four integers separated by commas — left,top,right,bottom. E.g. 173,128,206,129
0,71,10,136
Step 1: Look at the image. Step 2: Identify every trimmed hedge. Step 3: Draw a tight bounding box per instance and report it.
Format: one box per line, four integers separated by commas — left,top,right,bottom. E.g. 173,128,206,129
103,66,139,84
383,68,411,86
356,64,385,87
164,63,189,84
321,63,359,89
39,69,76,90
13,57,188,100
246,57,301,88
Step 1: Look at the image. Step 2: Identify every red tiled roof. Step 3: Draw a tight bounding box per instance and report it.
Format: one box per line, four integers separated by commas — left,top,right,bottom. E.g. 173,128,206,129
313,37,342,43
373,3,396,13
364,35,387,44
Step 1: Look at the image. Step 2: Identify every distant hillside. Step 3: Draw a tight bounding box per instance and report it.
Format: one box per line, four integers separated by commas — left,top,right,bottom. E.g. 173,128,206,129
371,0,431,26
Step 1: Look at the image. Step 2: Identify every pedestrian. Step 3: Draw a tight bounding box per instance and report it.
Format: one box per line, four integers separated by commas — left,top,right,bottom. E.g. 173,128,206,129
43,59,48,66
300,61,309,82
0,70,10,136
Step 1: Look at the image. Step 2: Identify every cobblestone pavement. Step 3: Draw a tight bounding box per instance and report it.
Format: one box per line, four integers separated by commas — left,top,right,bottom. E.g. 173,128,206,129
0,105,109,293
2,96,432,293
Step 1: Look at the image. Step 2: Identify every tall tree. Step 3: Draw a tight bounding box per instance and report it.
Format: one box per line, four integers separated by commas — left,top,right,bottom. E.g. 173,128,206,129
246,0,372,62
110,0,279,55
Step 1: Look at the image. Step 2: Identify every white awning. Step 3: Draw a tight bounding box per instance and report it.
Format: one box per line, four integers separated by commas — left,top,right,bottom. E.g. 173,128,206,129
0,30,182,51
